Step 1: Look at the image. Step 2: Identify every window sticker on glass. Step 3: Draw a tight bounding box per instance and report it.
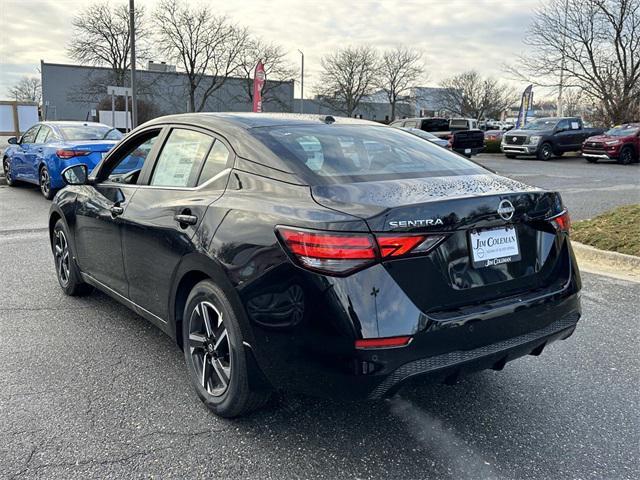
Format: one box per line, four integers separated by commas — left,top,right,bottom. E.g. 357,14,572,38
571,121,579,130
151,129,213,187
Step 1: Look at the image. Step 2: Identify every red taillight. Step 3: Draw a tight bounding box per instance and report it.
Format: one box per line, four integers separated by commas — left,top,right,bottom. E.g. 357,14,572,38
277,227,444,275
56,149,91,159
355,336,412,349
551,210,571,233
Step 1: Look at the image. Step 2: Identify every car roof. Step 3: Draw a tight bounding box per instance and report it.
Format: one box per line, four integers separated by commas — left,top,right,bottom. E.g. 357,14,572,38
42,121,111,128
144,112,379,130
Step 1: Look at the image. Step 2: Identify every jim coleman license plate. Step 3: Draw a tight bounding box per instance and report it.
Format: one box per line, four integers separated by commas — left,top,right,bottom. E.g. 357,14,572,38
469,226,521,268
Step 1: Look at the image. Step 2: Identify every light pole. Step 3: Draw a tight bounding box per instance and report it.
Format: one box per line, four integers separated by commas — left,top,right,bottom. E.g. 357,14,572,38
298,49,304,114
129,0,138,128
557,0,569,117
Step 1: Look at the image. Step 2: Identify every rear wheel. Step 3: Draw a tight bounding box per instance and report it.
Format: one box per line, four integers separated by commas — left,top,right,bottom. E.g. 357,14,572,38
537,143,554,161
40,165,56,200
3,157,16,186
183,280,270,417
52,219,93,296
618,146,635,165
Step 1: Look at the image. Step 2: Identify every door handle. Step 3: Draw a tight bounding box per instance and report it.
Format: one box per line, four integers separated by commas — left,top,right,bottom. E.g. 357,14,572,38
110,205,124,216
175,213,198,226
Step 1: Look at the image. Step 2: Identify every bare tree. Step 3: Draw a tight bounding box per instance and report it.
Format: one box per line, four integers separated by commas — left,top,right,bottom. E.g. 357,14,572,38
236,39,297,109
154,0,249,113
508,0,640,124
438,71,517,120
316,46,379,117
8,77,42,103
376,47,425,121
68,1,149,86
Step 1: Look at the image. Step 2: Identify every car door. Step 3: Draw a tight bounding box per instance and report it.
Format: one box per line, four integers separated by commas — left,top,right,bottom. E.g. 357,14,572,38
121,126,234,319
554,119,573,151
13,125,40,179
29,125,52,177
73,127,164,296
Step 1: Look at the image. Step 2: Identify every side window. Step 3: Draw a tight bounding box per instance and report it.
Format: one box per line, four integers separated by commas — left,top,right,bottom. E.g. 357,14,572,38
21,125,40,144
556,120,570,131
150,129,213,187
103,130,161,184
35,126,50,144
197,140,231,186
296,135,324,171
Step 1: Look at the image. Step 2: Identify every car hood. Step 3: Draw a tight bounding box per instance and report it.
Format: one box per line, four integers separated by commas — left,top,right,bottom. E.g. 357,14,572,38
584,134,622,143
505,129,552,136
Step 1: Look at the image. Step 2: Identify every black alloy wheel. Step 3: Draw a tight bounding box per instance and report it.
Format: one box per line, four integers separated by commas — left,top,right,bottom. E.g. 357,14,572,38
188,300,232,397
3,158,16,186
537,143,553,161
52,220,93,296
40,166,55,199
183,280,270,417
618,147,634,165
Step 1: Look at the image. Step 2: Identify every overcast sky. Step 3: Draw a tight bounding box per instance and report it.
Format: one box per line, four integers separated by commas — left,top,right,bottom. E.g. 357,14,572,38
0,0,541,99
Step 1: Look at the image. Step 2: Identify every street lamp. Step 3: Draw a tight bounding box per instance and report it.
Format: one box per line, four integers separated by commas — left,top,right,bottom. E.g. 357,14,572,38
298,49,304,114
129,0,138,128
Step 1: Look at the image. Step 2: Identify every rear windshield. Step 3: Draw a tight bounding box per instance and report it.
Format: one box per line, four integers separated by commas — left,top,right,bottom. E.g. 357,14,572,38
420,119,449,131
58,125,123,141
450,119,469,129
250,125,486,182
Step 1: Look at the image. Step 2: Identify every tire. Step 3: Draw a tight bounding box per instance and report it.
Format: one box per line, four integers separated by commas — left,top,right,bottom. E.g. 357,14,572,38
505,154,517,159
3,157,16,186
618,146,635,165
537,143,554,161
52,219,93,296
183,280,270,418
39,165,56,200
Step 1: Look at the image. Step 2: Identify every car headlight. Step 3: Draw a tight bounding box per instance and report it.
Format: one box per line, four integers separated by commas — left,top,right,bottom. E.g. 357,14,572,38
605,140,621,145
528,136,541,145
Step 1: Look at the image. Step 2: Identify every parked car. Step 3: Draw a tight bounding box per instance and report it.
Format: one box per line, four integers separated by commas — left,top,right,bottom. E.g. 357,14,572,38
501,117,605,161
50,113,581,417
3,121,122,199
484,129,505,142
582,123,640,165
395,126,450,148
390,117,485,157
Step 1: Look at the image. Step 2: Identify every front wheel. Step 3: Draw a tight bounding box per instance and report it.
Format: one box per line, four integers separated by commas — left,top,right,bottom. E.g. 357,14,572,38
3,157,16,186
183,280,270,418
40,166,56,200
618,147,635,165
537,143,554,161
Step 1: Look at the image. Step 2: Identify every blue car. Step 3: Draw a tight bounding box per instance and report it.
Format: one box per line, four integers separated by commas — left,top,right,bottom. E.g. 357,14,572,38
2,121,123,199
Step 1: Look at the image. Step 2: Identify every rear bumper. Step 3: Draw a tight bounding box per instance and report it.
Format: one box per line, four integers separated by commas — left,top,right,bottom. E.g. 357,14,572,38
453,146,484,156
246,269,581,400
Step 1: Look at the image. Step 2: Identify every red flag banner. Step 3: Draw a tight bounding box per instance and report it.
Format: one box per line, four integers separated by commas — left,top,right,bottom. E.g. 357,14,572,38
253,60,266,113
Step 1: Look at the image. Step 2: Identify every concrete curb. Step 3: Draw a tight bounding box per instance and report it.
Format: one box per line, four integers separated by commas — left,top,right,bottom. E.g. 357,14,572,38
572,241,640,281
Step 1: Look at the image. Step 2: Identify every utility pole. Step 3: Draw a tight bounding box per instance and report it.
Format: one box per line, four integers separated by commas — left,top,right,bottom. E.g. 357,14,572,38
129,0,138,128
298,49,304,114
557,0,569,117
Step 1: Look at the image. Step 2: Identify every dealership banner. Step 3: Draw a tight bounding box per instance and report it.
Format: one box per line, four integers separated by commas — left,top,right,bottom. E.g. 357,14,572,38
253,60,266,113
515,84,533,128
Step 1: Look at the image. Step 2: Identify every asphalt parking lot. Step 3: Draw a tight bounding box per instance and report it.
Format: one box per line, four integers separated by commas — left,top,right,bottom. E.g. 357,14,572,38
1,154,639,480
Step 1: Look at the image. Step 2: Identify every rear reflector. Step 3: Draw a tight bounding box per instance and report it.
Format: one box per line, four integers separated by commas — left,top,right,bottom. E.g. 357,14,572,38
355,336,412,349
550,210,571,233
56,149,91,159
277,226,444,275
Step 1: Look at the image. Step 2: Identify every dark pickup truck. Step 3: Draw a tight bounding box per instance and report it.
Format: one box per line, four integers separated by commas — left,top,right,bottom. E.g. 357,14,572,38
390,117,485,157
501,117,605,160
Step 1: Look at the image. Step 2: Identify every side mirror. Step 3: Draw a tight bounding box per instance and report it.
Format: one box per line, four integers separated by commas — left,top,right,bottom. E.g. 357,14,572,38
7,137,17,145
62,164,89,186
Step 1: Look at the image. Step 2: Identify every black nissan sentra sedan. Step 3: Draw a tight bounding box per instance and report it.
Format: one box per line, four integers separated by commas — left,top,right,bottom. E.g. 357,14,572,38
49,113,581,417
